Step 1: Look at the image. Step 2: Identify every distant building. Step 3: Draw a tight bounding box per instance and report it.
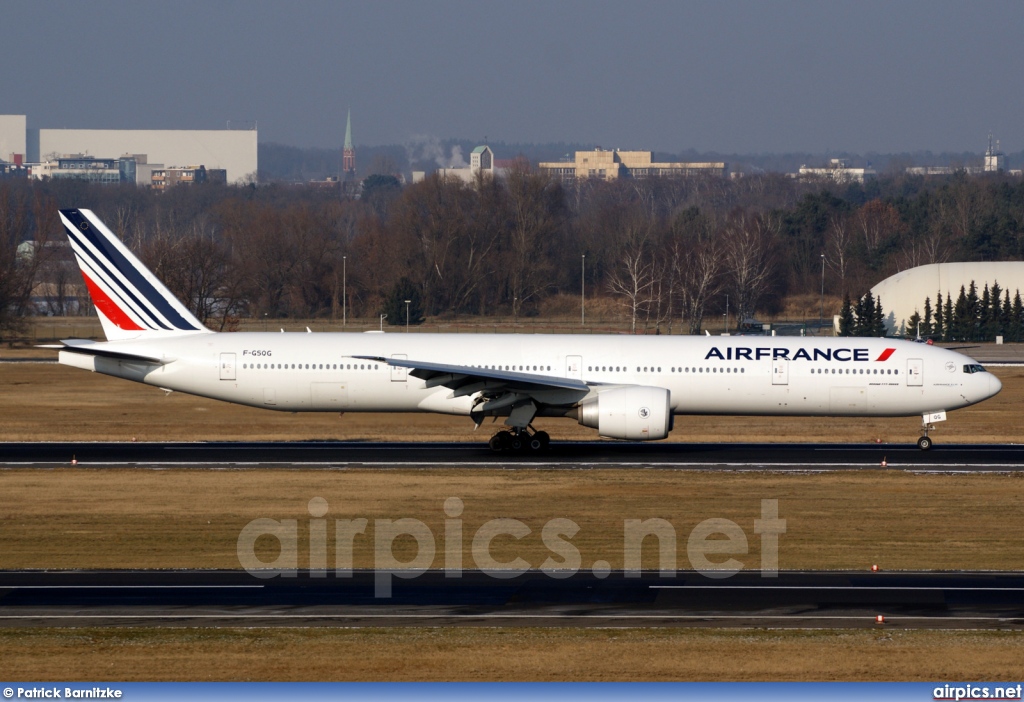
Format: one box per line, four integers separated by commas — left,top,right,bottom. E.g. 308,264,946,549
904,166,963,176
984,135,1006,173
420,145,501,184
30,154,161,185
0,161,28,179
797,158,876,183
150,165,225,190
0,114,26,164
905,137,1018,177
538,149,727,181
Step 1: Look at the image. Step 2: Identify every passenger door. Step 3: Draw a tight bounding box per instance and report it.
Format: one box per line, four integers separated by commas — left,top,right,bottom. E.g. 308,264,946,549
219,353,236,381
391,354,408,382
566,355,583,380
772,359,789,385
907,358,923,386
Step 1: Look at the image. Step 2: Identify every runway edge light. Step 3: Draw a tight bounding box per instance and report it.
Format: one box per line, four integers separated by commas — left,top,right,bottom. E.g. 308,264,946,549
876,614,885,623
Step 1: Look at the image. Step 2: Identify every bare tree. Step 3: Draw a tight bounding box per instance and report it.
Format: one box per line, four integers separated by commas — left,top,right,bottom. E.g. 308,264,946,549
825,212,854,294
0,184,55,338
855,199,903,255
722,208,779,325
671,209,723,335
503,167,564,318
608,244,656,333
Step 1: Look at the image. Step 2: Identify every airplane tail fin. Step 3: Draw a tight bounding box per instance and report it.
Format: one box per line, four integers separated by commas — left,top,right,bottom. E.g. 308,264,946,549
58,208,211,341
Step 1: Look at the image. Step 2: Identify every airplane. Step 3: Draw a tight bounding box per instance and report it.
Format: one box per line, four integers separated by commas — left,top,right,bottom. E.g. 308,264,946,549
52,208,1002,452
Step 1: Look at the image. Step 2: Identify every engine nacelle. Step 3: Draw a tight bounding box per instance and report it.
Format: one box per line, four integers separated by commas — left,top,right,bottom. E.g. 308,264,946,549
577,386,672,441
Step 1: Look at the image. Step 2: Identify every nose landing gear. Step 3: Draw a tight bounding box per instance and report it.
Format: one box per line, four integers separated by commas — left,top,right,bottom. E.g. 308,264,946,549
488,428,551,453
917,410,946,450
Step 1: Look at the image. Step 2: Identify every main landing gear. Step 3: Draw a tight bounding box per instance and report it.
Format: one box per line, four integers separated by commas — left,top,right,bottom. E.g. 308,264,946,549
488,428,551,453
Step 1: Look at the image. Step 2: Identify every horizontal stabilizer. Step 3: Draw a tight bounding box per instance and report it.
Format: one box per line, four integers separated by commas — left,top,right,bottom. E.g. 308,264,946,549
58,339,173,365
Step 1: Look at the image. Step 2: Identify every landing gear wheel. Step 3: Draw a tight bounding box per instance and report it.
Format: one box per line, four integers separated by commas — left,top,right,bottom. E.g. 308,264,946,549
533,431,550,451
509,434,524,451
489,432,514,452
917,436,933,451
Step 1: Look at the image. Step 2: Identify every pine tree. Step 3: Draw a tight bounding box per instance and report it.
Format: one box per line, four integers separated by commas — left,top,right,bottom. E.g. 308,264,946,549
873,296,887,337
1001,290,1012,341
953,285,968,341
966,281,980,341
943,293,954,342
381,277,425,326
980,284,993,341
856,292,877,337
853,294,866,336
838,293,855,337
990,281,1003,339
935,291,945,340
922,296,933,337
907,310,922,339
1012,291,1024,343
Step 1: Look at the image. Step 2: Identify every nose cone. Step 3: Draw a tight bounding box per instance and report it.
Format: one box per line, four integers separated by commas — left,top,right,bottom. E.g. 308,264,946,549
989,373,1003,398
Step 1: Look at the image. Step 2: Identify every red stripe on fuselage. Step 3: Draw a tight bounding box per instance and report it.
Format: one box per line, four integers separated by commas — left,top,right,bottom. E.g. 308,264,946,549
875,348,896,362
81,271,145,331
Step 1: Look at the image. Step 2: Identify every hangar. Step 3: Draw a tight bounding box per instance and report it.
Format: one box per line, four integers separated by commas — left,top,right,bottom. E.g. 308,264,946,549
2,114,257,184
871,262,1024,336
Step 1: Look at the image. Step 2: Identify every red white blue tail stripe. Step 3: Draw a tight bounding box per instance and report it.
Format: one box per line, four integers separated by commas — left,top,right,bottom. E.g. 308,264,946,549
58,209,209,340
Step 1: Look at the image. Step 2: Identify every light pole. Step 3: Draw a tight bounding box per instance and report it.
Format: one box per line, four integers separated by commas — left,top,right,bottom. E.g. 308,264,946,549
342,255,347,328
724,294,729,333
819,253,825,329
581,254,585,327
405,299,411,332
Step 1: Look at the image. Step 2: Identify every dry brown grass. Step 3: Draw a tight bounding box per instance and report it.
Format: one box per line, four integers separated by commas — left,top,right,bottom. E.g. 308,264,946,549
1,361,1022,443
4,627,1024,681
2,469,1023,570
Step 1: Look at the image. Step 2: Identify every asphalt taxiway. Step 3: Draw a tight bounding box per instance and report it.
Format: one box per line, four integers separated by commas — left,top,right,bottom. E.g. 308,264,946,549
1,440,1023,470
1,569,1021,629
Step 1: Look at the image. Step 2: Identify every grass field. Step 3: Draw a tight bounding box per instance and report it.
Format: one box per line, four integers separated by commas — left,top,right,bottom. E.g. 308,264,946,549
5,628,1024,682
2,469,1023,571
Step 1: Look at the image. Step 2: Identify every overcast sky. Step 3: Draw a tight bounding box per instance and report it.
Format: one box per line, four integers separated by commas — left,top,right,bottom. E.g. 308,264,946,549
5,0,1023,154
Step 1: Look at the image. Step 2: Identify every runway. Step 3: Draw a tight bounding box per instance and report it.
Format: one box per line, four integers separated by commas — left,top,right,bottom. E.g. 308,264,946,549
2,440,1024,469
1,569,1022,629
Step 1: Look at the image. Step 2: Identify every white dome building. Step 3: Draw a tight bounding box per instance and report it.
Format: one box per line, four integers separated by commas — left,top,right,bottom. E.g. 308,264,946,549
871,262,1024,336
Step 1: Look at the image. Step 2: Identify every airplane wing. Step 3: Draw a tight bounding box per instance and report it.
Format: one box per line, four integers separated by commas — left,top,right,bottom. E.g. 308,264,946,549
352,355,592,420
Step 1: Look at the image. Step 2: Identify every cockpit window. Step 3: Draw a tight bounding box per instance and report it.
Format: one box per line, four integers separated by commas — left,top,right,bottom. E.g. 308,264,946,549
963,364,986,374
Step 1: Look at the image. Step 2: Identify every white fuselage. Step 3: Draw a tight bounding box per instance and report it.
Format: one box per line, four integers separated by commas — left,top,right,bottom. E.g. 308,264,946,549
59,332,1001,421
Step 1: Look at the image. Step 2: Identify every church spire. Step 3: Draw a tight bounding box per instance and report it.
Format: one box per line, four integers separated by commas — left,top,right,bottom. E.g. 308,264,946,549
342,108,355,177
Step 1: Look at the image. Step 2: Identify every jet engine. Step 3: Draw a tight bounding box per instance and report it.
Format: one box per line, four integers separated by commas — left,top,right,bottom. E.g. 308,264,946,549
577,386,672,440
